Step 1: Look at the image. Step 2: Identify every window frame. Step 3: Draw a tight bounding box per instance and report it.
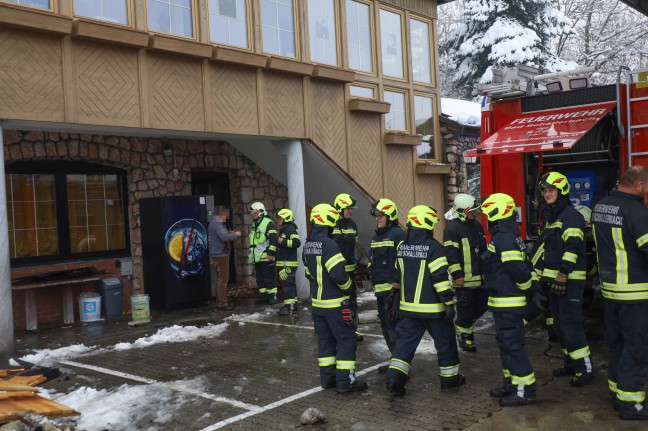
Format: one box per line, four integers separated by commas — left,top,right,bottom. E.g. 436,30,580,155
260,0,300,60
378,5,406,81
72,0,133,27
305,0,341,66
2,0,55,12
344,0,376,76
5,161,131,266
409,15,433,85
145,0,198,40
413,92,439,160
349,83,377,99
383,87,409,132
207,0,253,51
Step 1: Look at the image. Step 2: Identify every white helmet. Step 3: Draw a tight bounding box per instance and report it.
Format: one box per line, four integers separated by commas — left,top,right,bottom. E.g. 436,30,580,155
453,193,480,220
249,201,266,215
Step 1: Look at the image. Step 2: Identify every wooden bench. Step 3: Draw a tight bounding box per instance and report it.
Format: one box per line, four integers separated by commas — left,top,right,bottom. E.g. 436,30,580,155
12,276,100,330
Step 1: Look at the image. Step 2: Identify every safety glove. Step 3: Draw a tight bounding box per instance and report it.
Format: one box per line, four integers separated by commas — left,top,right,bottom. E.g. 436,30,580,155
524,283,548,313
278,266,291,281
341,300,354,327
353,271,363,292
551,272,568,295
386,288,400,323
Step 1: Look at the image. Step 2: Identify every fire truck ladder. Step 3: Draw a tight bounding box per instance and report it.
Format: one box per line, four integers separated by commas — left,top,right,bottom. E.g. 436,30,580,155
617,66,648,167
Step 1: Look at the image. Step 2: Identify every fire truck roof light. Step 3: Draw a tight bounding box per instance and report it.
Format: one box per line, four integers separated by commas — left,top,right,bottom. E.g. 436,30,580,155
546,81,563,93
569,77,589,89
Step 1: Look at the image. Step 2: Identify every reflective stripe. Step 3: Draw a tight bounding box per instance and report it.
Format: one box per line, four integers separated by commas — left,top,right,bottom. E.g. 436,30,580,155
562,228,584,242
531,243,544,266
501,250,524,262
608,379,618,393
542,268,586,280
276,261,299,267
612,227,628,285
516,278,532,291
336,360,355,370
388,358,410,376
601,282,648,301
344,264,357,272
638,232,648,248
562,251,578,264
414,260,425,304
511,372,536,386
312,296,347,308
339,277,352,290
616,389,646,403
569,345,591,360
316,256,323,299
428,256,448,273
326,253,345,272
372,240,395,247
439,364,460,377
487,243,496,252
318,356,336,367
374,282,392,294
444,240,460,248
448,263,462,273
462,237,473,278
400,302,446,313
502,369,511,379
455,324,472,335
434,279,452,294
488,296,526,308
546,317,554,325
546,221,563,229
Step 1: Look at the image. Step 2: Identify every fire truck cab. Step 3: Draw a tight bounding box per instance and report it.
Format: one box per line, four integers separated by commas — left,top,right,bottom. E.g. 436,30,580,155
469,66,648,241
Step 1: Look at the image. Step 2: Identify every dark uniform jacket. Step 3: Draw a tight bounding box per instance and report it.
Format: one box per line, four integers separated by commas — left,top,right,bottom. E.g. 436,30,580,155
276,222,301,268
483,217,537,314
396,229,453,319
303,225,352,311
592,190,648,303
332,218,358,272
443,218,486,287
541,199,586,283
369,224,406,297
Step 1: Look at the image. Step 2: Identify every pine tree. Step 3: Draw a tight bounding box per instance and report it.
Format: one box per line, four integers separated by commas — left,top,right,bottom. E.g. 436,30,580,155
442,0,573,99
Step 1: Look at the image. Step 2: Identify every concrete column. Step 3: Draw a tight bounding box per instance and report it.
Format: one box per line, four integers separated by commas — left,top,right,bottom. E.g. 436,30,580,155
0,125,15,365
274,140,309,298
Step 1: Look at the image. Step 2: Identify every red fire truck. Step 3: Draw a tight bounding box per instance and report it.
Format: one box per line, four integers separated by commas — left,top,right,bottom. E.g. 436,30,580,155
467,66,648,241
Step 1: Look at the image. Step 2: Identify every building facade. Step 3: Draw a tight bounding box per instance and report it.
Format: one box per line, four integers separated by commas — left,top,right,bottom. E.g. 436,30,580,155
0,0,451,330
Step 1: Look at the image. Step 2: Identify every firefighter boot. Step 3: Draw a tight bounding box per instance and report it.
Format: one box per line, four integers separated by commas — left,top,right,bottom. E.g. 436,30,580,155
489,379,513,398
553,365,575,377
278,305,290,316
337,379,368,394
619,403,648,420
440,373,466,390
499,393,536,407
458,333,477,353
570,371,595,387
386,371,407,396
268,294,277,305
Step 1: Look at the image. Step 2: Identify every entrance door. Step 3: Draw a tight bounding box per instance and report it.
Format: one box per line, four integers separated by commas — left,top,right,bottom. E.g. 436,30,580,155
191,172,236,285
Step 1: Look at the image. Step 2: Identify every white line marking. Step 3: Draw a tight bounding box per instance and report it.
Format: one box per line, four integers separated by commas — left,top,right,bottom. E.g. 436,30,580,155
58,360,261,411
200,361,388,431
230,317,384,338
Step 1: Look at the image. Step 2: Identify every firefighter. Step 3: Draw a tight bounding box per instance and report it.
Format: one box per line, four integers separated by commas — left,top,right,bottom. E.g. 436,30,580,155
575,205,598,306
538,171,595,387
443,193,487,352
528,220,557,341
481,193,544,407
591,166,648,420
248,202,278,305
332,193,363,341
385,205,465,396
368,198,406,373
303,203,367,394
276,209,301,316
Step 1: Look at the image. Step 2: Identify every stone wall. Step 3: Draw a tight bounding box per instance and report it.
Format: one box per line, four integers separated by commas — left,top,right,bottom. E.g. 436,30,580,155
444,131,480,206
4,130,287,328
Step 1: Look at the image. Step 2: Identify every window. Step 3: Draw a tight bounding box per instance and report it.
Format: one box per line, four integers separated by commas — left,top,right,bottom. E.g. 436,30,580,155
307,0,338,65
384,90,407,131
414,94,436,159
208,0,249,49
350,84,375,98
410,18,431,83
3,0,50,9
74,0,129,25
346,0,372,73
148,0,193,38
261,0,296,58
6,162,128,262
380,8,403,78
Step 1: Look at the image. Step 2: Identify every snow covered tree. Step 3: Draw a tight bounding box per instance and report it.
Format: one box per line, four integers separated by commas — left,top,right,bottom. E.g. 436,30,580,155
442,0,574,99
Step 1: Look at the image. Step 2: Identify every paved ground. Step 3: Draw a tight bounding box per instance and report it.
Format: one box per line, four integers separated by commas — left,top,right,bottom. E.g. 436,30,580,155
9,288,642,431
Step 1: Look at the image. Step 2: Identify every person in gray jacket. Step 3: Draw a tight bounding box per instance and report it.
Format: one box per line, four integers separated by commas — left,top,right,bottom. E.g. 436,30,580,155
209,206,241,310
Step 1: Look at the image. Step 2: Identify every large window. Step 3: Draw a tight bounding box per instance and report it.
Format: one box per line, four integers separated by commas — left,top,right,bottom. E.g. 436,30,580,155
308,0,338,65
261,0,296,58
410,18,432,83
380,8,404,78
3,0,50,9
74,0,129,25
148,0,194,38
414,94,436,159
350,84,375,98
6,162,128,261
384,89,407,131
346,0,373,73
208,0,249,49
